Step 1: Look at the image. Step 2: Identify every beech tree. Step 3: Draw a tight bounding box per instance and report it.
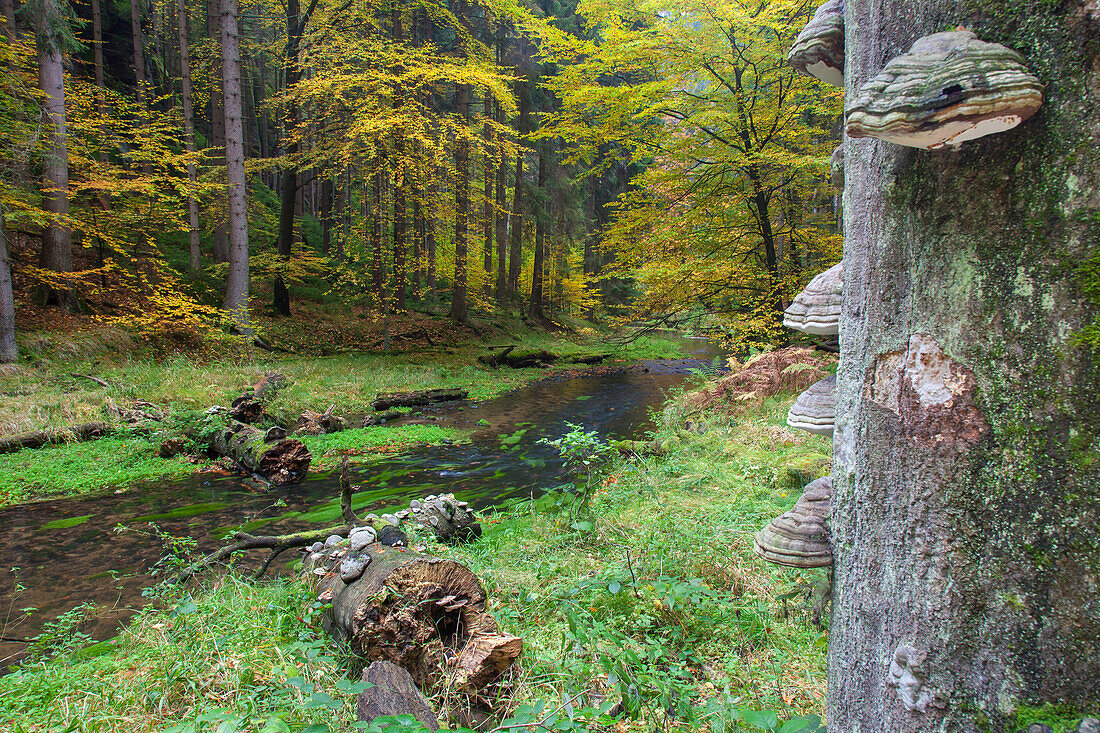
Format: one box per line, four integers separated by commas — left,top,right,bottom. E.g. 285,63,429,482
832,1,1100,729
219,0,250,328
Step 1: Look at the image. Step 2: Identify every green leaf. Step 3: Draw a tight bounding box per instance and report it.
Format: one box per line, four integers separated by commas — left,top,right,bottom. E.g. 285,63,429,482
742,709,780,730
778,715,822,733
260,716,292,733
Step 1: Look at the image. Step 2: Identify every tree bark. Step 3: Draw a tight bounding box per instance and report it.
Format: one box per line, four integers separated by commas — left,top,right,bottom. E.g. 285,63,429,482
320,176,333,254
482,92,493,298
528,144,546,320
130,0,147,108
206,0,229,263
450,83,471,323
306,542,521,692
831,3,1100,731
35,0,73,310
371,171,383,293
495,100,508,302
210,420,311,484
0,423,112,454
0,216,17,362
220,0,250,329
507,80,530,297
177,0,201,272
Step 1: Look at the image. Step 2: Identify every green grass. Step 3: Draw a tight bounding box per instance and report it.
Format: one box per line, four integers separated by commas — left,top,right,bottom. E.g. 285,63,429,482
0,436,198,507
299,424,471,469
0,387,833,733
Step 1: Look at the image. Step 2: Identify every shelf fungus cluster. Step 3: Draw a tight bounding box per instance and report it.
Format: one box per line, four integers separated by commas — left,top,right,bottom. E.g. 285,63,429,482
783,261,842,336
787,374,837,436
753,476,833,568
787,0,844,87
845,30,1044,149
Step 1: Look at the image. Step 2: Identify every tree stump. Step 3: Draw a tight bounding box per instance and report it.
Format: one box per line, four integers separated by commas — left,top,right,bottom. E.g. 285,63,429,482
305,542,521,693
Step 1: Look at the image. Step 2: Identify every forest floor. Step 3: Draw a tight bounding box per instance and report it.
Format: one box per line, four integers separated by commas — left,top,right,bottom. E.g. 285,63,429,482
0,302,681,507
0,365,836,733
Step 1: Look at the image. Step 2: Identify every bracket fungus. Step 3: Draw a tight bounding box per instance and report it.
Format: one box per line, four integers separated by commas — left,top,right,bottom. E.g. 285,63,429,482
783,261,842,336
753,476,832,568
845,30,1043,149
829,144,844,190
787,374,836,436
787,0,844,87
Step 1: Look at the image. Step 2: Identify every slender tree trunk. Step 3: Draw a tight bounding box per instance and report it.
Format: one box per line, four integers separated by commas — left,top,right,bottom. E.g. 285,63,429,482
831,3,1100,731
206,0,229,263
273,0,308,318
220,0,249,328
426,194,437,295
494,100,508,302
450,84,470,323
0,215,17,362
130,0,147,108
1,0,13,33
177,0,201,271
482,91,493,298
371,172,383,294
411,199,423,291
35,0,73,310
507,80,529,296
320,176,333,254
528,145,546,320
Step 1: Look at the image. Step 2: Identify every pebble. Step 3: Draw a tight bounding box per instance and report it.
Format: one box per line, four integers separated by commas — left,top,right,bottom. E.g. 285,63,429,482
339,555,371,584
350,529,376,552
410,500,422,510
1079,720,1100,733
309,541,324,553
324,534,343,547
381,513,400,526
1021,726,1053,733
349,525,373,536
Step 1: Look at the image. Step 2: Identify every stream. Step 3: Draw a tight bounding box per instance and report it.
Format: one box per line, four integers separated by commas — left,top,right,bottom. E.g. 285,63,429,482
0,337,725,667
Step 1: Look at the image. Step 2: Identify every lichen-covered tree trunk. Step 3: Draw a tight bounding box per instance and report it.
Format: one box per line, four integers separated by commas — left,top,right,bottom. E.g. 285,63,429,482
220,0,249,328
831,3,1100,731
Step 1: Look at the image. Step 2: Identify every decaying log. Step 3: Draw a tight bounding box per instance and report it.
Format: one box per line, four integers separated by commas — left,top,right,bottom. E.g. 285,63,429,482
0,422,113,454
371,388,468,411
105,397,164,423
294,404,347,435
357,661,439,731
305,541,522,693
210,419,311,485
229,372,291,423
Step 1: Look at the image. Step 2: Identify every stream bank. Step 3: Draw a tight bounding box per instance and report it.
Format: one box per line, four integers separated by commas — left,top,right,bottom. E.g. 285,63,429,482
0,336,723,669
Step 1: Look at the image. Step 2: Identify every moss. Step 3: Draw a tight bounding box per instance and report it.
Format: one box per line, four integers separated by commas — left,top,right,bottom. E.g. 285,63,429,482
39,514,93,530
1011,702,1099,732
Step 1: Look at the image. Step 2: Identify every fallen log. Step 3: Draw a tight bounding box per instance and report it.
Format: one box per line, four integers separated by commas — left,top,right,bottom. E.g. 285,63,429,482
478,347,558,369
210,419,311,485
229,372,291,423
294,405,346,435
371,388,468,411
305,540,522,693
0,422,113,454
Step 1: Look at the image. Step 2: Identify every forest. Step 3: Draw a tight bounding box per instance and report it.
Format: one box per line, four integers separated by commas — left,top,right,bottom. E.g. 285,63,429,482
1,0,1098,732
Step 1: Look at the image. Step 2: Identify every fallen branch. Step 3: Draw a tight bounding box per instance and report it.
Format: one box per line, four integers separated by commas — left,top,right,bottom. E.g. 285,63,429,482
70,373,110,388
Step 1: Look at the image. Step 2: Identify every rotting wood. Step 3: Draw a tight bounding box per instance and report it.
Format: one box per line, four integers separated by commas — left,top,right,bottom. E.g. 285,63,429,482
304,541,522,693
294,404,346,435
0,422,113,454
357,661,439,730
229,372,291,423
209,419,311,485
371,388,468,411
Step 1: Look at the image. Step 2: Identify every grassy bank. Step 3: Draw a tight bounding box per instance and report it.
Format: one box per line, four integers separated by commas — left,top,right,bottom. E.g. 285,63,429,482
0,317,682,508
0,373,841,733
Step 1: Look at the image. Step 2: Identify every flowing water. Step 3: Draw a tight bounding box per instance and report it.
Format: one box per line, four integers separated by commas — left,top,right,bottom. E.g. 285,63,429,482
0,337,725,667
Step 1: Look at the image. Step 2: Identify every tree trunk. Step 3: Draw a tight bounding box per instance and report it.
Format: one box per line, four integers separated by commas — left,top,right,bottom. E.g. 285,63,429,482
130,0,147,108
392,5,407,312
0,423,112,454
209,420,311,485
507,80,530,297
450,84,470,323
482,92,493,298
371,388,467,411
220,0,250,329
371,171,383,293
831,3,1100,731
494,100,508,302
528,145,546,320
35,0,73,310
306,542,521,692
206,0,229,263
0,217,18,363
320,176,333,254
177,0,201,272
